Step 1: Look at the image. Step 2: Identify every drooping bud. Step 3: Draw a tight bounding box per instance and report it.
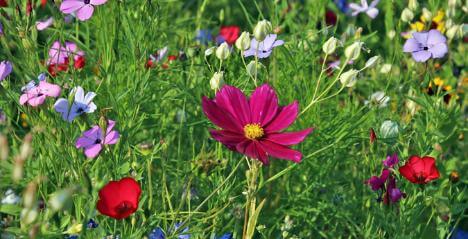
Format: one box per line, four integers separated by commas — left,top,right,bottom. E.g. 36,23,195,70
216,42,230,60
401,8,414,22
408,0,418,11
204,47,215,56
364,56,380,69
210,71,224,90
344,42,363,60
246,61,264,77
446,25,462,40
49,187,75,211
253,20,272,41
322,37,338,54
380,64,392,74
422,8,432,21
339,69,359,87
235,32,251,51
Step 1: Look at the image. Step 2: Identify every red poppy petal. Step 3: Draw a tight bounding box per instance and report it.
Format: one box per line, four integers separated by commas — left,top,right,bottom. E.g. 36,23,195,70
265,128,313,146
399,164,417,183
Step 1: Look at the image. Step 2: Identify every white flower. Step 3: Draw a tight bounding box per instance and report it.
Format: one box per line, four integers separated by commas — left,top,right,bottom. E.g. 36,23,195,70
1,189,20,205
380,64,392,74
365,91,390,108
344,42,363,61
349,0,380,19
401,8,414,22
54,86,97,122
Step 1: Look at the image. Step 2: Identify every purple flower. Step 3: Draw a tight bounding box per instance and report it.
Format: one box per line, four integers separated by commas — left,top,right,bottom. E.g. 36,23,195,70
382,153,399,168
217,233,233,239
36,17,54,31
60,0,108,21
243,34,284,58
0,60,12,81
403,30,448,62
148,223,190,239
349,0,379,19
0,109,6,124
0,22,3,36
385,177,404,203
76,120,119,158
54,86,97,122
366,169,389,191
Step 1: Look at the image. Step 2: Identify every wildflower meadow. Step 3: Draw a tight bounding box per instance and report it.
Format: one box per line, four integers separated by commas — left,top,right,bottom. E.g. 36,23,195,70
1,0,467,238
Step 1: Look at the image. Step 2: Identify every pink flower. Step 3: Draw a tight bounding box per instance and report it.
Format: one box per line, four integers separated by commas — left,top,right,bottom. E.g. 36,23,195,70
19,81,61,107
202,84,313,164
47,41,85,70
366,169,389,191
60,0,108,21
36,17,54,31
76,120,119,158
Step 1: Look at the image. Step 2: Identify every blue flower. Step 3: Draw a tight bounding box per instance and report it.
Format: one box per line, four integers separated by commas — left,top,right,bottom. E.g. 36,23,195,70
334,0,349,13
195,29,212,45
217,233,233,239
148,223,190,239
87,219,98,229
148,227,165,239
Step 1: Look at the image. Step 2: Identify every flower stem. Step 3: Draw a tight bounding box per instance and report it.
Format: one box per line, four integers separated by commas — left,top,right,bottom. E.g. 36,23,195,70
242,158,261,239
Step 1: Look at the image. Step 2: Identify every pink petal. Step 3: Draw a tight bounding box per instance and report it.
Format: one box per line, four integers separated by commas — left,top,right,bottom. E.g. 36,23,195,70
249,84,278,126
36,17,54,31
210,129,245,150
264,101,298,132
202,96,242,132
104,130,119,145
265,128,313,146
84,143,102,158
90,0,107,5
28,95,47,107
258,140,302,163
236,140,268,164
215,85,251,126
60,0,85,14
19,94,29,105
76,4,94,21
39,82,61,97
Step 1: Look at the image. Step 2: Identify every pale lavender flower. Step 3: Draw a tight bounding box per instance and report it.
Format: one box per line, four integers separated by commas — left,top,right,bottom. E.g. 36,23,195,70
349,0,380,19
0,61,12,81
54,86,97,122
36,17,54,31
244,34,284,58
403,29,448,62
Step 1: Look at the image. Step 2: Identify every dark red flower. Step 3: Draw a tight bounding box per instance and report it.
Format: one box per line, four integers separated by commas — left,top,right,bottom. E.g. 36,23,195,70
218,25,240,45
26,0,32,16
74,55,85,69
0,0,7,7
97,177,141,220
48,62,69,77
369,128,376,144
325,10,337,26
145,59,154,69
399,156,440,184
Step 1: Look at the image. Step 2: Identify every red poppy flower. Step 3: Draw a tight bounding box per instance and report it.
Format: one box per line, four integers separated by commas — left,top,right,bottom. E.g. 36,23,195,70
202,84,313,164
399,156,440,184
369,128,376,144
0,0,7,7
41,0,47,8
219,25,240,45
96,177,141,220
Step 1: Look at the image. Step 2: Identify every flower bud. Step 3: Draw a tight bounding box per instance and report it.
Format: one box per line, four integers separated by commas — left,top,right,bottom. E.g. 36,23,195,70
210,71,224,90
339,69,359,87
246,61,264,76
408,0,418,11
401,8,414,22
235,31,251,51
253,20,272,41
21,208,38,225
380,64,392,74
422,8,432,21
344,42,363,61
380,120,399,139
64,223,83,235
216,42,230,60
387,30,396,39
23,182,37,209
322,37,338,54
49,187,74,211
364,56,380,69
204,47,215,56
0,134,8,161
446,25,461,40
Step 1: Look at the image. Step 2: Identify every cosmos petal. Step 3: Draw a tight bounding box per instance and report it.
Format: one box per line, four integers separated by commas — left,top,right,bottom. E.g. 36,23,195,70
265,128,313,146
215,85,251,125
258,140,302,163
264,101,298,132
249,84,279,126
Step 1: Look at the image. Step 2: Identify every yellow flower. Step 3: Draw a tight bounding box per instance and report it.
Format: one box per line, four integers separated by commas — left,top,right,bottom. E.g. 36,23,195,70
406,10,445,39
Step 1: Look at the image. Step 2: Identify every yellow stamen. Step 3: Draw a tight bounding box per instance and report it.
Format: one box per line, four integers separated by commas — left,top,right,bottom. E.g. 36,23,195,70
243,123,264,140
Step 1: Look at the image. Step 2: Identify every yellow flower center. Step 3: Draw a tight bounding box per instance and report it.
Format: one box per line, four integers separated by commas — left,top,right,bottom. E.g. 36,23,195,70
243,123,264,140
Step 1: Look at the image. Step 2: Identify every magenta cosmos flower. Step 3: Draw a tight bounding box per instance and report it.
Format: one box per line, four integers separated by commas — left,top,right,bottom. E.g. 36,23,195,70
60,0,108,21
202,84,313,164
76,120,119,158
403,30,448,62
19,81,61,107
